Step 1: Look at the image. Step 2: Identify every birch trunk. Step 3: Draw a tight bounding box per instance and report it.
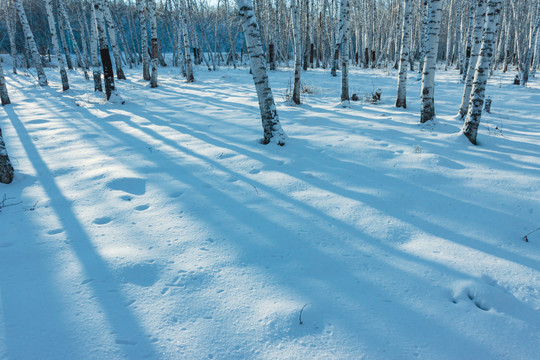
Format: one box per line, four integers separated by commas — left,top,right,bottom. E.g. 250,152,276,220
94,0,121,102
331,0,348,76
15,0,48,86
180,3,194,82
340,0,350,105
291,0,302,105
57,0,85,71
148,0,159,87
0,128,14,184
90,2,103,92
396,0,411,108
0,62,11,106
103,3,126,80
420,0,442,123
236,0,287,145
462,0,476,81
4,0,17,74
58,13,74,70
45,0,69,91
458,0,487,119
137,0,151,81
462,0,501,145
521,1,540,86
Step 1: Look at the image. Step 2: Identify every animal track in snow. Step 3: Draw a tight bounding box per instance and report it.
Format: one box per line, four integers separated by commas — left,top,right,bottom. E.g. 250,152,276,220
107,177,146,195
135,204,150,211
93,216,112,225
47,228,64,235
249,169,261,174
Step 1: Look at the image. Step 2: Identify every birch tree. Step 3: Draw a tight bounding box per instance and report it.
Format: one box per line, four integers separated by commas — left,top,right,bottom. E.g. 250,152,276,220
291,0,302,105
236,0,287,145
45,0,69,91
137,0,151,81
340,0,350,105
0,62,10,106
15,0,48,87
180,1,194,82
458,0,487,119
148,0,159,87
93,0,122,102
57,0,85,71
0,128,14,184
0,62,13,183
90,2,103,92
420,0,443,123
4,0,17,74
521,1,540,86
462,0,502,145
104,3,127,80
396,0,412,108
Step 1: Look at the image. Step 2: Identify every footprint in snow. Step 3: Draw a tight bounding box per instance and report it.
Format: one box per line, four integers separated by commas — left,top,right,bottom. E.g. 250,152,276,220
249,169,261,174
107,177,146,196
93,216,112,225
47,228,64,235
135,204,150,211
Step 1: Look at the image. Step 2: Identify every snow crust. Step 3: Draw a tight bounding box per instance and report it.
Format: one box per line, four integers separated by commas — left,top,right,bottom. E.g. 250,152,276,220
1,61,539,359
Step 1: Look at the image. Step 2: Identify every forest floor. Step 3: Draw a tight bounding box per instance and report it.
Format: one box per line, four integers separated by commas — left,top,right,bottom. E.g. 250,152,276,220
1,60,540,359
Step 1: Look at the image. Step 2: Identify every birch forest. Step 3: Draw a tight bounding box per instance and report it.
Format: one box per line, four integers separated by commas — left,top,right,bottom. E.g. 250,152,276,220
1,1,540,358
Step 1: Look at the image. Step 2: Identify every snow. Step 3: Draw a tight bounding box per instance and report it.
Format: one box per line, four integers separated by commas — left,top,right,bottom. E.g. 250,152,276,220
1,60,539,359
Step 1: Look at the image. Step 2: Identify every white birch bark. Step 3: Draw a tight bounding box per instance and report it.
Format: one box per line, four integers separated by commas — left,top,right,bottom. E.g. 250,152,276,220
462,0,502,145
462,0,476,80
420,0,443,123
4,0,17,74
340,0,350,105
0,61,11,106
396,0,412,108
15,0,48,86
521,1,540,86
236,0,287,145
57,0,85,71
0,127,14,184
90,2,103,92
180,2,194,82
137,0,151,81
44,0,69,91
291,0,302,105
148,0,159,87
459,0,487,119
104,2,126,80
331,0,348,76
94,0,122,102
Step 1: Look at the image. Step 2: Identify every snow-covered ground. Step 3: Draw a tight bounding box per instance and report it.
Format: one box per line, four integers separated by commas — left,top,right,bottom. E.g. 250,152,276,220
1,60,539,359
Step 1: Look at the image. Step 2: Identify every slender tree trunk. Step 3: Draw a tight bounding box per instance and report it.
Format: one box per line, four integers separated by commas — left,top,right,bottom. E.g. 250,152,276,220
179,2,194,82
521,1,540,86
137,0,151,81
76,4,91,78
331,0,348,76
4,0,17,74
103,3,126,80
58,11,74,70
396,0,412,108
45,0,69,91
148,0,159,87
340,0,350,105
459,0,488,119
57,0,85,73
291,0,302,105
0,62,11,106
236,0,287,145
90,2,102,92
462,0,502,145
0,128,14,184
420,0,442,123
462,0,476,80
15,0,48,86
93,0,121,102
